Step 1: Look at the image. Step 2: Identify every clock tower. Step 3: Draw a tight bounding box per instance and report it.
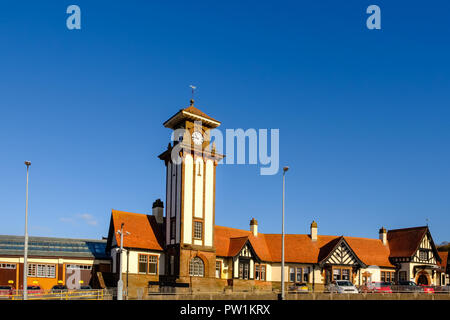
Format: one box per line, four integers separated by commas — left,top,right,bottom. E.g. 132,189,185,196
159,100,223,284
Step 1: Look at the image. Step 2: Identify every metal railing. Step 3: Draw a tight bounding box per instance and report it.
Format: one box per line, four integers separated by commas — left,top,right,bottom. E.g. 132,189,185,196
0,289,112,300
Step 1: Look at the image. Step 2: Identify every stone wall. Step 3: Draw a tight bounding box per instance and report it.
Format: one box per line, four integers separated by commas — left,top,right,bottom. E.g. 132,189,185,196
142,292,450,300
124,273,159,299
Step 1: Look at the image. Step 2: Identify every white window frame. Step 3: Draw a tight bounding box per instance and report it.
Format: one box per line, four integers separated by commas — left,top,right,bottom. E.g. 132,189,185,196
194,221,203,240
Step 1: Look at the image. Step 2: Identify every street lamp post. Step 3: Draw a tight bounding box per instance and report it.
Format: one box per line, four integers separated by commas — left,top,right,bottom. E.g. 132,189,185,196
281,166,289,300
117,223,130,300
23,161,31,300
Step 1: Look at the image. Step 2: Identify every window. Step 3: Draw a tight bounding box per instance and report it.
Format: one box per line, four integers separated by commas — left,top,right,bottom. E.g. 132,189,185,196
194,221,203,239
442,274,446,286
215,261,221,278
139,255,148,273
170,256,175,275
332,267,351,281
0,263,16,269
342,269,350,281
381,271,386,282
303,267,310,282
148,256,157,274
261,265,266,281
333,268,341,281
28,264,55,278
243,263,249,279
399,271,407,281
170,220,176,239
289,267,295,282
385,272,394,282
238,262,250,280
296,268,302,282
66,264,92,270
28,264,36,277
138,254,158,274
255,264,266,281
189,257,204,277
419,250,428,261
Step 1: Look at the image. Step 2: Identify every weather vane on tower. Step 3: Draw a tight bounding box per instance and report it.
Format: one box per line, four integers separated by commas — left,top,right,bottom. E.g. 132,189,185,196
189,84,197,106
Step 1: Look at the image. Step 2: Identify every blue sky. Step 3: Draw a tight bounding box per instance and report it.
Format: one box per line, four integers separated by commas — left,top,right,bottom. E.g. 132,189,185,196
1,1,449,244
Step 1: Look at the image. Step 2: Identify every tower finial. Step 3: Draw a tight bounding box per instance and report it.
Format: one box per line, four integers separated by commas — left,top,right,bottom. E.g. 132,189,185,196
189,85,197,106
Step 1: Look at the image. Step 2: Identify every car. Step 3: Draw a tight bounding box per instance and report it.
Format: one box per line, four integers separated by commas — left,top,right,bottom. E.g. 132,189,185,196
360,282,392,293
442,284,450,292
79,285,92,290
289,282,309,293
27,285,44,296
419,284,434,293
434,285,449,293
51,285,68,293
0,285,14,299
391,281,422,292
328,280,359,294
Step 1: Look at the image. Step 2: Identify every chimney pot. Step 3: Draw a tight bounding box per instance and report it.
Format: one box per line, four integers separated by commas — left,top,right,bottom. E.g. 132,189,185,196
379,226,387,245
250,218,258,236
310,220,318,241
152,199,164,224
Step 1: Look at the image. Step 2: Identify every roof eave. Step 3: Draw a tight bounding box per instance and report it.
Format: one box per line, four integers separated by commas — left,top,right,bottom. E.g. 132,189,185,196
163,110,221,129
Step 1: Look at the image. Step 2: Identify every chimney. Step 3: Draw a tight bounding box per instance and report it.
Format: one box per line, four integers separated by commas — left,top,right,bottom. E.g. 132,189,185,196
310,221,318,241
379,226,387,245
152,199,164,224
250,218,258,236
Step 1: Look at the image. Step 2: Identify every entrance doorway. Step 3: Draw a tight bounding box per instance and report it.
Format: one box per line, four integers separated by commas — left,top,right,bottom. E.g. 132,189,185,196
238,261,249,280
417,274,428,285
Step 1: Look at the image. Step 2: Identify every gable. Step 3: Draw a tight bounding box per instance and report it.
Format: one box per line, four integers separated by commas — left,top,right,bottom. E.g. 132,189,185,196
387,226,427,257
239,243,252,258
228,237,261,262
411,232,438,264
320,238,366,267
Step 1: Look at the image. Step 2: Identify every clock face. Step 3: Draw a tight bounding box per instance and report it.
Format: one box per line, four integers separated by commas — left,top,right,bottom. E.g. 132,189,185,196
192,131,204,145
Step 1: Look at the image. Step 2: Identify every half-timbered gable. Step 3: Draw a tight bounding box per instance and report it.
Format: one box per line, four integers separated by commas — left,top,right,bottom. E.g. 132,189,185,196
387,226,442,285
319,237,366,268
229,237,261,280
411,232,438,265
387,226,440,264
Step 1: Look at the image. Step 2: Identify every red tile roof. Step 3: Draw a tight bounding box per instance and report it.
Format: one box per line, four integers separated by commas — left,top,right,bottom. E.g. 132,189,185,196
345,236,394,267
107,211,426,269
214,226,273,261
387,226,427,257
438,251,448,270
110,210,164,251
264,234,339,264
228,237,249,257
215,226,395,267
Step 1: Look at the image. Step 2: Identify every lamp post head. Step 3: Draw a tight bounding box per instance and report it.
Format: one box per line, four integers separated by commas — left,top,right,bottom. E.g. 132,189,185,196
24,161,31,167
283,166,289,173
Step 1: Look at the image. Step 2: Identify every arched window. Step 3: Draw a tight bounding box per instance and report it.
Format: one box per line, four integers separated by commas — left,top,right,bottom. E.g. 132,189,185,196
189,257,204,277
